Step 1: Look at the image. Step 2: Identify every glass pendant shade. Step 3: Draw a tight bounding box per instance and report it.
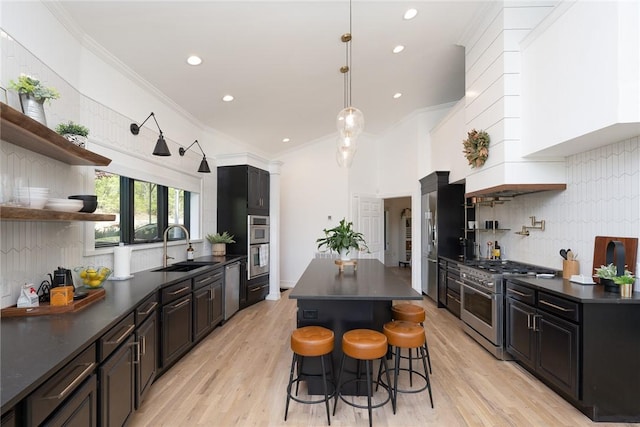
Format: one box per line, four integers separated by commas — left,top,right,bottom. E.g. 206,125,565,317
336,106,364,138
336,135,357,168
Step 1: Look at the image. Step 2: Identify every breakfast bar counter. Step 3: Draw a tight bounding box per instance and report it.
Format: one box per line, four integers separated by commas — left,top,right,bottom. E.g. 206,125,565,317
289,258,422,394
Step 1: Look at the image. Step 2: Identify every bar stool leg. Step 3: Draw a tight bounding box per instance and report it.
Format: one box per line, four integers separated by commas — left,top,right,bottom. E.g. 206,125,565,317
332,354,346,416
284,353,297,421
320,354,331,425
366,360,373,427
420,346,434,408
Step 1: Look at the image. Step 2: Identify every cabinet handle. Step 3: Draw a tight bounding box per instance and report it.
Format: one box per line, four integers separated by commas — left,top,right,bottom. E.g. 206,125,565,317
140,335,146,356
454,279,464,286
508,288,532,298
250,284,268,293
527,313,532,330
539,299,574,312
168,286,190,296
132,341,141,365
170,298,190,309
209,289,214,300
533,314,542,332
43,362,95,400
104,324,135,345
138,301,158,316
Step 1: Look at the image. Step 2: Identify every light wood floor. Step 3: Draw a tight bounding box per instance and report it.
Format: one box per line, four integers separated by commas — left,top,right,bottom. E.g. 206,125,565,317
129,268,633,427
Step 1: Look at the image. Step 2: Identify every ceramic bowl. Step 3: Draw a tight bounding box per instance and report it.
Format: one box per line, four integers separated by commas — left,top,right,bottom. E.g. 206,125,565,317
74,266,112,288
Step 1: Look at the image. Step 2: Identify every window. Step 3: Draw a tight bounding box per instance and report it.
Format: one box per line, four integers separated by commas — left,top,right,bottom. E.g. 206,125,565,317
94,170,191,247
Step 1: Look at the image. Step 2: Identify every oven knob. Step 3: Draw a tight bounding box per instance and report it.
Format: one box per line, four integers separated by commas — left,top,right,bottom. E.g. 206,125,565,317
486,282,494,288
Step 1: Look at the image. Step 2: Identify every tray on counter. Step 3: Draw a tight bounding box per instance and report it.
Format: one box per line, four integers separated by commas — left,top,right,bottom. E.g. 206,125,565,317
1,288,105,317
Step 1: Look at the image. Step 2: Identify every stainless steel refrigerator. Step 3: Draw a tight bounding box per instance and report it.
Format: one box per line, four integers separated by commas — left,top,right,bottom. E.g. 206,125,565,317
421,192,438,300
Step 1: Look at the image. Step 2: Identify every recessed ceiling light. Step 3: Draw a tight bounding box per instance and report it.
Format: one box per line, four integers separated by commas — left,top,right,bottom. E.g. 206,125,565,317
186,55,202,66
393,93,402,99
403,8,418,20
282,138,291,143
392,45,405,54
222,95,234,102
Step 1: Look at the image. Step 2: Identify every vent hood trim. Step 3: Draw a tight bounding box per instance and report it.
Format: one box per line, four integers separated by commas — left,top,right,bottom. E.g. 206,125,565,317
465,184,566,199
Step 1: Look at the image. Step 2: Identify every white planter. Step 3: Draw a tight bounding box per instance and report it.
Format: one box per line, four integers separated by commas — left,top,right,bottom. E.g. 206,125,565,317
339,248,351,261
63,134,87,148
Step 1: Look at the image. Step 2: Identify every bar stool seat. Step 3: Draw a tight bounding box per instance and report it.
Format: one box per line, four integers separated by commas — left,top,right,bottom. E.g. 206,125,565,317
333,329,394,427
391,303,432,373
379,321,433,410
285,326,335,425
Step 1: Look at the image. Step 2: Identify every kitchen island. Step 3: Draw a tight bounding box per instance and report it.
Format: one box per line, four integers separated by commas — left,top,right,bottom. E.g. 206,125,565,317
289,258,422,394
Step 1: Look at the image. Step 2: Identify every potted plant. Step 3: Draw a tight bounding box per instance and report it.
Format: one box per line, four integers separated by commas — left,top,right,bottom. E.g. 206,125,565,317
316,218,369,261
55,121,90,148
8,74,60,125
206,231,236,256
612,270,635,298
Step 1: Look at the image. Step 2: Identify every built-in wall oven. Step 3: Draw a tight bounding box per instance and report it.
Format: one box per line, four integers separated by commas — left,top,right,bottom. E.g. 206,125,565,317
248,215,269,279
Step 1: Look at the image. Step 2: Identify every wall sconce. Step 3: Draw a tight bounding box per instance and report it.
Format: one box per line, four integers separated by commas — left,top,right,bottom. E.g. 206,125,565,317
179,140,211,173
130,112,171,156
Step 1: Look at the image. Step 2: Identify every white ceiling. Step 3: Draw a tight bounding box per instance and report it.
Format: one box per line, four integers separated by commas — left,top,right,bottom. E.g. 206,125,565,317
49,1,489,156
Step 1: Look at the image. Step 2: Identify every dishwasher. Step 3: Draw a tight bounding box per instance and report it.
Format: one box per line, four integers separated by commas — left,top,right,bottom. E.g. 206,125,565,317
224,262,240,321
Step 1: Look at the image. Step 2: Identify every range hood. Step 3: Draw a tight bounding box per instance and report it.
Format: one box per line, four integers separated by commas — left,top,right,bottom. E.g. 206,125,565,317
465,183,566,199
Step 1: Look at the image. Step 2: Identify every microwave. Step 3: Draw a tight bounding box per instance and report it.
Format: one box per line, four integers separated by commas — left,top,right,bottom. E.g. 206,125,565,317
248,215,269,245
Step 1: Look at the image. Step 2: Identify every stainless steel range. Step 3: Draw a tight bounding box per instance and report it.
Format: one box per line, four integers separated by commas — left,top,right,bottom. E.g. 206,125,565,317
460,260,556,360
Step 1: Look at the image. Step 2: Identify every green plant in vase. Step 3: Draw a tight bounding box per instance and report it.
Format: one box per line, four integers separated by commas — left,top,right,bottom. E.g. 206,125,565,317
55,121,90,148
316,218,369,260
8,74,60,125
206,232,236,256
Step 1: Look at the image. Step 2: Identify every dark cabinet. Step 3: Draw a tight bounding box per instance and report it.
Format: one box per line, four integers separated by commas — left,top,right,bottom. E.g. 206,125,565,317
26,344,97,426
161,294,192,369
246,275,269,307
437,258,461,318
239,258,248,308
99,335,135,427
506,281,580,400
193,268,224,342
247,166,270,214
45,375,97,427
218,165,270,255
1,410,16,427
135,312,157,408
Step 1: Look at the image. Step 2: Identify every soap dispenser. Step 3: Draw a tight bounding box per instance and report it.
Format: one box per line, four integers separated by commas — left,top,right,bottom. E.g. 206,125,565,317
187,243,194,261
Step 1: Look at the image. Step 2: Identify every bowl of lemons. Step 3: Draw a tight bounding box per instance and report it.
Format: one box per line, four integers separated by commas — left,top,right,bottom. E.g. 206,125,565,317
74,266,112,288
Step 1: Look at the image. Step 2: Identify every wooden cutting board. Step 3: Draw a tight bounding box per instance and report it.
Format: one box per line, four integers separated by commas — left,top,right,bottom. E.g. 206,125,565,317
592,236,638,283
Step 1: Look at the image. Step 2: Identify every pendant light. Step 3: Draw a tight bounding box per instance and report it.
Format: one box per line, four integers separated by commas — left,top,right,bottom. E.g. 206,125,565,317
336,0,364,168
130,112,171,156
179,140,211,173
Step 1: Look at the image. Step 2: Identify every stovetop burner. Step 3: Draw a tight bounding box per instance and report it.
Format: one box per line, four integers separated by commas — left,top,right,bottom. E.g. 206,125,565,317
465,260,556,276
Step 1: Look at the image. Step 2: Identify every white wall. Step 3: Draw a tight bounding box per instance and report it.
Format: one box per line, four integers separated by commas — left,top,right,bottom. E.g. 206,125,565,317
0,3,246,307
521,1,640,157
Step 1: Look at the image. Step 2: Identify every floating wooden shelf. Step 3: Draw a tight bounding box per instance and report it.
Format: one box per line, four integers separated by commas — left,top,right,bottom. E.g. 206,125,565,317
0,102,111,166
0,206,115,222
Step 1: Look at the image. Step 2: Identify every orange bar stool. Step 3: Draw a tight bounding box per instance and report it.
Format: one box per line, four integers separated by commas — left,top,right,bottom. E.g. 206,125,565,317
285,326,335,425
333,329,394,427
378,320,434,410
391,303,432,373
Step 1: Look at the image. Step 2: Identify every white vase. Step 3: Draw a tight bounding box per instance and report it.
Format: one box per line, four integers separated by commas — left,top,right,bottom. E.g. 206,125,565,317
339,248,351,261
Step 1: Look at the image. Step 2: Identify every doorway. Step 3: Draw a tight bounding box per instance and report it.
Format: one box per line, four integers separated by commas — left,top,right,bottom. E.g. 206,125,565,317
383,196,412,267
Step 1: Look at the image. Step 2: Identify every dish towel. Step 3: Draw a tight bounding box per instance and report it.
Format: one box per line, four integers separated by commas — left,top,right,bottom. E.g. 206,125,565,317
259,244,269,267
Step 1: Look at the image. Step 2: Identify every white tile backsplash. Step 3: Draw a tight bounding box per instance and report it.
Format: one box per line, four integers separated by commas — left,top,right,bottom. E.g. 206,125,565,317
475,136,640,288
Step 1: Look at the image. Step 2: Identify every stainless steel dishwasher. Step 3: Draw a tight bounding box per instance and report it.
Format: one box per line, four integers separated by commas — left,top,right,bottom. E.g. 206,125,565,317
224,262,240,321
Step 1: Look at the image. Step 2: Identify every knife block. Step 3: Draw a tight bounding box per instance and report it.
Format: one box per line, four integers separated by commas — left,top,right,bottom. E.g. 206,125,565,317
562,260,579,279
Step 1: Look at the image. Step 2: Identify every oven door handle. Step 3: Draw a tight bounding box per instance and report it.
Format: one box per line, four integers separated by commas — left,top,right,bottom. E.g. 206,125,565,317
462,282,493,299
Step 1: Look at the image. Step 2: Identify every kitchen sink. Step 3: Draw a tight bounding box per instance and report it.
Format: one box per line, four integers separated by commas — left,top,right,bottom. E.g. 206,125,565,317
151,262,218,272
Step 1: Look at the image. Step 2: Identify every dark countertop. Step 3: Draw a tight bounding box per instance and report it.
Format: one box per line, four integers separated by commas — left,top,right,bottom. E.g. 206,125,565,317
507,275,640,304
0,255,244,412
289,259,422,301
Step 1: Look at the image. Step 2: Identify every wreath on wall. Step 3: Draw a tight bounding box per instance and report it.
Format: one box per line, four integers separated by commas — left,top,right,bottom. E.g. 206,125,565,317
462,129,490,168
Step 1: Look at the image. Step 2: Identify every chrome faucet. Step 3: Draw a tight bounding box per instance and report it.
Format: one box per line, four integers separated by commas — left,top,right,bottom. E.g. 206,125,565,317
163,224,190,267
